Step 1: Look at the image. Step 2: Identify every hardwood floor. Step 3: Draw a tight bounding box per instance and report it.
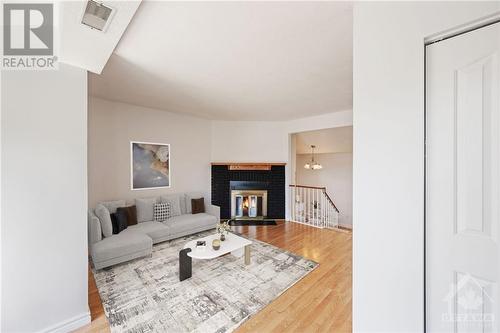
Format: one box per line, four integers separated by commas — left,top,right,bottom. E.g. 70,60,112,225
77,221,352,333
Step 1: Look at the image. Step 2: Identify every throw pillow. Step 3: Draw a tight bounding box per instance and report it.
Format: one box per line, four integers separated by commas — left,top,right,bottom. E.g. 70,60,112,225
111,209,128,234
185,192,204,214
154,202,171,222
121,205,137,226
161,195,181,217
191,198,205,214
110,214,118,234
95,204,113,238
135,197,157,222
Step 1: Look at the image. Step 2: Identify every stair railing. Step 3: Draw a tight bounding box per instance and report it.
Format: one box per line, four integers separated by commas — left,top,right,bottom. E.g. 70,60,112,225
289,184,339,229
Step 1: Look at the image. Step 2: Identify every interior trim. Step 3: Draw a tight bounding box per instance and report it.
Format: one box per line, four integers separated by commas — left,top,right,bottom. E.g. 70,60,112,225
425,11,500,45
38,311,91,333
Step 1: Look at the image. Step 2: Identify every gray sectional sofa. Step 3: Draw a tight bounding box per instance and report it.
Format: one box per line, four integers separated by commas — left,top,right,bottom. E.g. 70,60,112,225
88,192,219,269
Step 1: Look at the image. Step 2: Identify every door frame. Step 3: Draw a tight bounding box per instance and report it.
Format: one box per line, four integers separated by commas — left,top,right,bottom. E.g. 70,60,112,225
423,12,500,332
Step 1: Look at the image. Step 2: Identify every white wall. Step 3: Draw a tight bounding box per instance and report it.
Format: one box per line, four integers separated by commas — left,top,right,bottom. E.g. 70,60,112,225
211,121,287,163
296,152,352,227
211,110,353,163
89,98,212,207
287,110,353,134
1,64,89,332
353,2,500,332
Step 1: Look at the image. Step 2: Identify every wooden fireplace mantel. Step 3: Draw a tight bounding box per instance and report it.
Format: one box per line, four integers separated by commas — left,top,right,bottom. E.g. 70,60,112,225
211,162,286,171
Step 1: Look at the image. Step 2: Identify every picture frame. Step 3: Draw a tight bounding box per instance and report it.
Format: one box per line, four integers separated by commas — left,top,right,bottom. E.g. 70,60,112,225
130,141,171,190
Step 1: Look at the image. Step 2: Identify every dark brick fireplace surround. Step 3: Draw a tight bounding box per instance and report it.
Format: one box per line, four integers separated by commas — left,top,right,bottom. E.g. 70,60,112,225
211,163,286,219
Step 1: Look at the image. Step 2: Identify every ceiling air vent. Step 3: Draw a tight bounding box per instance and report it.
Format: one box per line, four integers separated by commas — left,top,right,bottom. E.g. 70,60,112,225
81,0,115,32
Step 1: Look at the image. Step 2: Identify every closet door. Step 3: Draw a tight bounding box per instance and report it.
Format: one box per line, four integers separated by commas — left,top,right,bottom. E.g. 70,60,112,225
426,23,500,332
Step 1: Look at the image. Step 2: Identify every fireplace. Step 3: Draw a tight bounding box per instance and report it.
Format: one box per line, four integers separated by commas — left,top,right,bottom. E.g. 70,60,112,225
211,164,285,219
231,191,268,218
230,181,268,219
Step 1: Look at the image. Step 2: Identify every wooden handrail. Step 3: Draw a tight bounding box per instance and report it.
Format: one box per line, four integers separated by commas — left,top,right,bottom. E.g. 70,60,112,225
322,189,340,213
289,184,326,190
290,184,339,213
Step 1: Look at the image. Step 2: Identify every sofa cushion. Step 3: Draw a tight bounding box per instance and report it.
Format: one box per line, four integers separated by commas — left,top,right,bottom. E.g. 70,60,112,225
179,194,187,215
135,197,157,222
165,213,217,235
161,195,181,217
185,192,204,214
100,200,126,214
88,210,102,244
123,221,170,243
90,231,152,265
95,204,113,238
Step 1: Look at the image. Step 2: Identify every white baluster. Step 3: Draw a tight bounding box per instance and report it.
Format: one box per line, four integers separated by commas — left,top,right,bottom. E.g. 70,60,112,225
298,187,302,224
321,193,328,227
315,189,318,227
329,197,332,227
308,188,311,226
325,191,328,228
317,189,320,227
327,198,330,228
321,191,324,228
313,189,316,227
309,188,311,226
316,189,319,227
329,203,332,229
301,187,304,223
306,188,309,225
299,187,302,223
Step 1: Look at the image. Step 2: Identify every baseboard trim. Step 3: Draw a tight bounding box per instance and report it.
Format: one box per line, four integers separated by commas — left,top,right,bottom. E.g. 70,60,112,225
338,224,353,230
39,311,91,333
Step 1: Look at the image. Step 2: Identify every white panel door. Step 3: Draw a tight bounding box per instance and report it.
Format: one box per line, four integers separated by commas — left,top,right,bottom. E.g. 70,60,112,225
426,23,500,332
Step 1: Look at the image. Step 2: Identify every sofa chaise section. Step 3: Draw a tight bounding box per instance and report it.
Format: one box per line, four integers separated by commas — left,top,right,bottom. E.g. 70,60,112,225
89,210,153,269
91,231,153,270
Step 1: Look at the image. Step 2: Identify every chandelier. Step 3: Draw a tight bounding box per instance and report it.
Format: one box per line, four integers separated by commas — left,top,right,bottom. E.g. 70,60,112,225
304,145,322,170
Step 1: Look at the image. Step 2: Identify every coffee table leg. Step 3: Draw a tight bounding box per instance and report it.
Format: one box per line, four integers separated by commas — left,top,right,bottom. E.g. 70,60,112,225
179,248,192,281
245,245,250,265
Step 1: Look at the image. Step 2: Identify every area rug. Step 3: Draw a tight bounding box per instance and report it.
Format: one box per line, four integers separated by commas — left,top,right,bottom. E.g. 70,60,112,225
228,219,277,226
92,231,318,333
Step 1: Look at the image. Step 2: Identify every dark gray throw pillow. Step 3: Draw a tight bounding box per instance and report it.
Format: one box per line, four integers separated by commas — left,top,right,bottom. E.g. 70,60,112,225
111,209,128,234
191,198,205,214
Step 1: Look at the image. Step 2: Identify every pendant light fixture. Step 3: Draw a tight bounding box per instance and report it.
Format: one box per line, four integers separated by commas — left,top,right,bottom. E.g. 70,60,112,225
304,145,322,170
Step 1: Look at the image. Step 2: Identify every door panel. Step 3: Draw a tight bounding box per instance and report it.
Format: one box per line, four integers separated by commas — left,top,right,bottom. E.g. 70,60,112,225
426,23,500,332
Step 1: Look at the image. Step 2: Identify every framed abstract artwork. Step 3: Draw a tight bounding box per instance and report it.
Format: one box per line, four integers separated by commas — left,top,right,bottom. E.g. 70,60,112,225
131,141,170,190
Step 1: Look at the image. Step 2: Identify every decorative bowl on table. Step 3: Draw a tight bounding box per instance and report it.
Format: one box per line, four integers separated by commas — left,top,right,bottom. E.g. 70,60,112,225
212,239,221,250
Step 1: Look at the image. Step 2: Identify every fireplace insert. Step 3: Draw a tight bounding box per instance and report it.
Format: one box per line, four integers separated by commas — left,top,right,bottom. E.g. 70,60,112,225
230,181,268,219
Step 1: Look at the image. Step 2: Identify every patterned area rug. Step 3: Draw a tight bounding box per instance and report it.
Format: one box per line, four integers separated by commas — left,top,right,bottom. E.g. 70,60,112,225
92,231,318,333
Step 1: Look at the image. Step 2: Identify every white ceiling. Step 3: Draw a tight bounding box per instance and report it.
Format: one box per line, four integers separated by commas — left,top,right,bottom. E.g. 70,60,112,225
89,1,353,120
295,126,353,154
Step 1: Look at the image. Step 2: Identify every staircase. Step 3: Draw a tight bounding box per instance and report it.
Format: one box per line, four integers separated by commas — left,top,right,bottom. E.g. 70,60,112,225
289,184,339,229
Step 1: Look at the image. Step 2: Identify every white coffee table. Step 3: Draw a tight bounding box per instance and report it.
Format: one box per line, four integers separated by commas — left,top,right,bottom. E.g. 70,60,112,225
183,232,252,265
